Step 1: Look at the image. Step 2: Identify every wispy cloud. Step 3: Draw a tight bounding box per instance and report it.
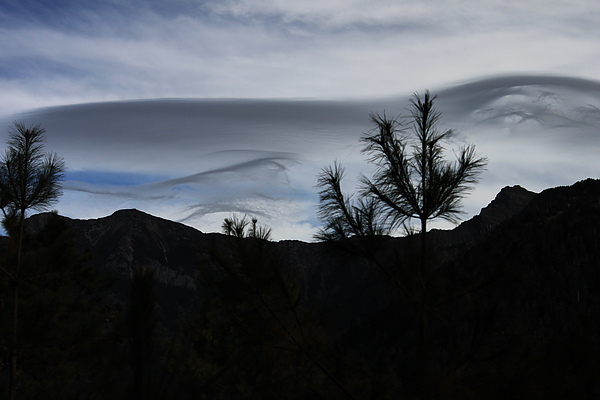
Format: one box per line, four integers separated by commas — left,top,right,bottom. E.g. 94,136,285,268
1,1,599,116
207,0,597,32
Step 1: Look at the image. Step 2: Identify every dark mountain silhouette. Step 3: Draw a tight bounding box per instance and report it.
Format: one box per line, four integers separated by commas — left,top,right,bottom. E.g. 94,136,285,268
26,184,538,287
21,178,600,398
29,209,203,287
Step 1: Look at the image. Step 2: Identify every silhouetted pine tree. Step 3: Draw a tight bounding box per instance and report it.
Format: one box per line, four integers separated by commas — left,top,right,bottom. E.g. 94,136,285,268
0,122,65,400
0,215,107,399
315,91,487,390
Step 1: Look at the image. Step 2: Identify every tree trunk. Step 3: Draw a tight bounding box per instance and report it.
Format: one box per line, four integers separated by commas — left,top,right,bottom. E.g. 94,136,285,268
419,217,429,359
9,213,25,400
9,283,18,400
420,217,427,284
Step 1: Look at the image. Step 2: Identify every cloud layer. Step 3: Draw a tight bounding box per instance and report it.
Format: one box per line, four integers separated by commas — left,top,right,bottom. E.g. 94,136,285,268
2,74,599,241
1,1,599,116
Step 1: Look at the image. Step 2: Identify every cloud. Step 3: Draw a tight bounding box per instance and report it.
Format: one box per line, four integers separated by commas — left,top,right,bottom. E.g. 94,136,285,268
208,0,597,32
4,98,371,174
1,97,379,240
1,1,599,117
2,74,599,241
436,75,600,197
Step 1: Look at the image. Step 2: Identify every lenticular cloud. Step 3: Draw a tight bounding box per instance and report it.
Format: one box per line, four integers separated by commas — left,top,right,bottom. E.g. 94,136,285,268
2,74,600,241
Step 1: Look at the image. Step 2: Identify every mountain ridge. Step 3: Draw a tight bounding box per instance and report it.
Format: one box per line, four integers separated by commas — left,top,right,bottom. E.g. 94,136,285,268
26,179,593,289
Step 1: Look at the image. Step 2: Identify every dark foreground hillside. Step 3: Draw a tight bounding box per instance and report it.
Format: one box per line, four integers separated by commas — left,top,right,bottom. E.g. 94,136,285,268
2,179,599,399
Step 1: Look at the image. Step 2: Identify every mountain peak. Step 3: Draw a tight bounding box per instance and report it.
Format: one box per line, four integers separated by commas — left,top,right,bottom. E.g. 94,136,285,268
110,208,147,216
108,208,162,221
478,185,537,227
438,184,536,245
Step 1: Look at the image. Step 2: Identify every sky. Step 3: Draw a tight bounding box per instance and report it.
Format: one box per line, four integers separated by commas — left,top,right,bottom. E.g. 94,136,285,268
0,0,599,241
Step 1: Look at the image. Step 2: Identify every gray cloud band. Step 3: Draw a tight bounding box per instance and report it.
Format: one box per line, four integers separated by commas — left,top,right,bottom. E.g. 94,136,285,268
2,74,600,240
